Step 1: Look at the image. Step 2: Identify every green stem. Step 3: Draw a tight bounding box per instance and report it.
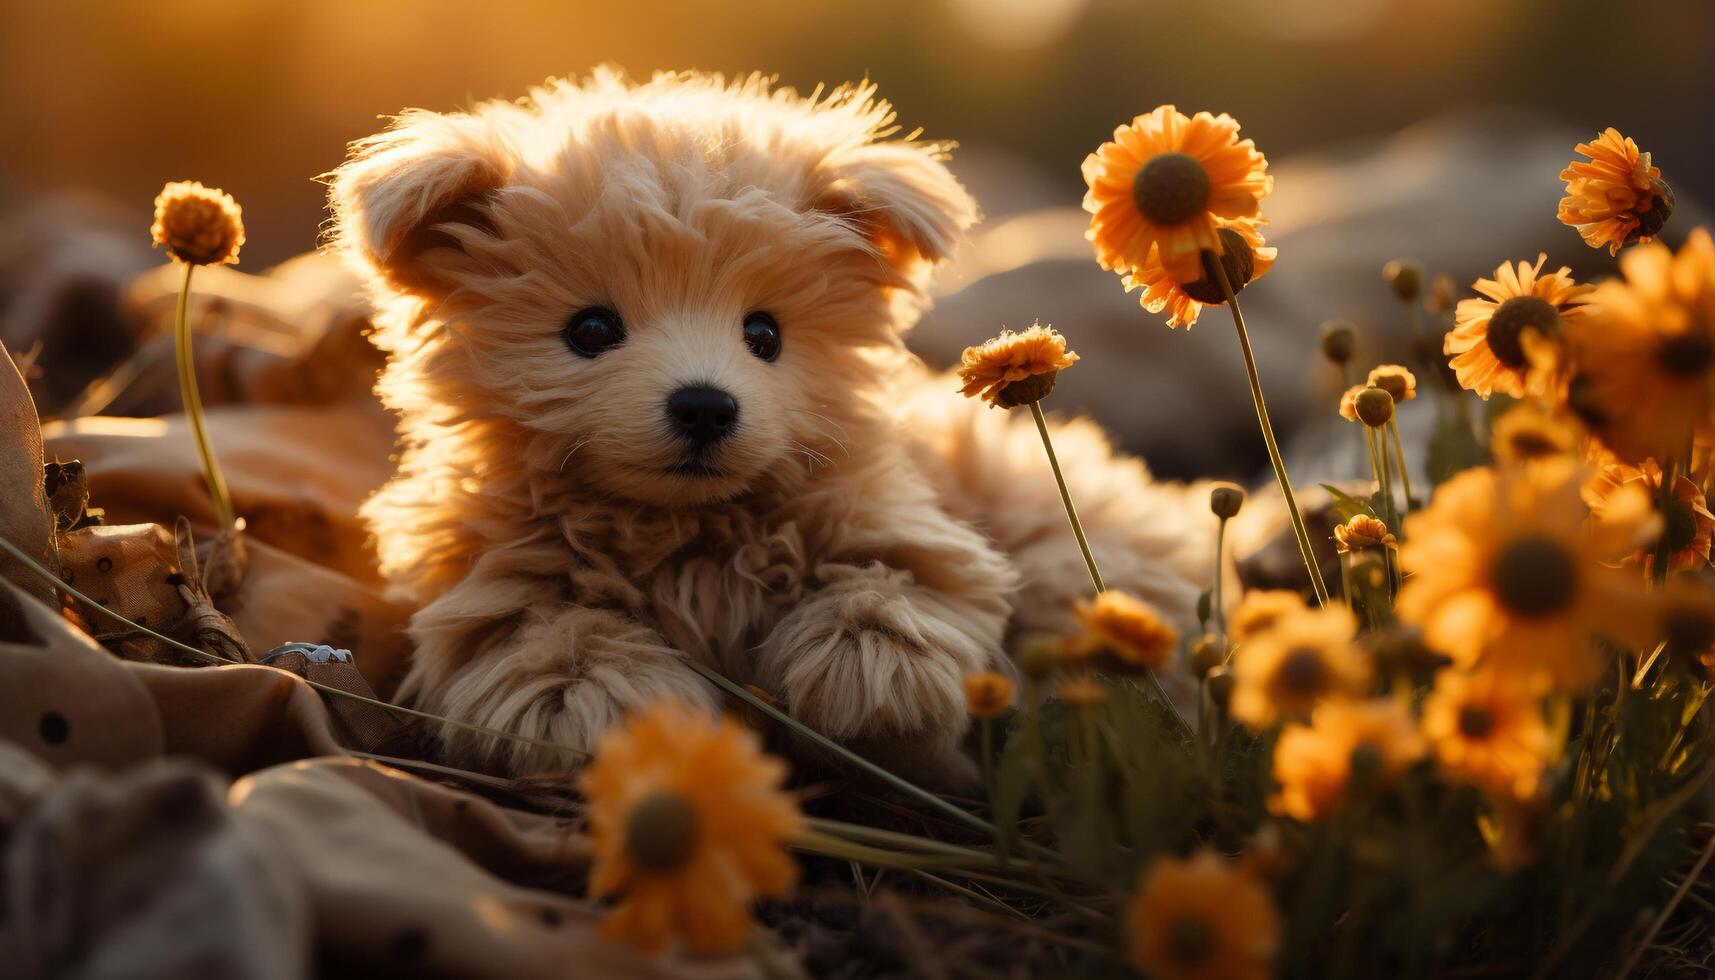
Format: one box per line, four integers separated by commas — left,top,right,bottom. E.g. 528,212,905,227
1028,400,1104,593
1210,257,1328,605
1212,515,1229,636
172,263,236,534
681,657,1058,860
1388,418,1414,512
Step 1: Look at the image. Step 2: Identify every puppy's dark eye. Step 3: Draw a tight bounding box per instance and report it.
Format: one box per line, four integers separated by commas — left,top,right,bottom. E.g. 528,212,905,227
564,307,625,358
743,312,781,362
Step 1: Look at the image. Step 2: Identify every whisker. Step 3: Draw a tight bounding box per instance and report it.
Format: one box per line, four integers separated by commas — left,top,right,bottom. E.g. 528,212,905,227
557,437,592,473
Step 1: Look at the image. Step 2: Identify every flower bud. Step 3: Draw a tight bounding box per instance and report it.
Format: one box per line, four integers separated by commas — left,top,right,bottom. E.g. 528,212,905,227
1180,227,1258,304
1016,635,1060,680
1190,634,1227,679
1354,385,1395,427
1205,666,1234,712
1319,321,1357,365
1383,259,1422,302
1196,588,1213,628
1209,482,1245,519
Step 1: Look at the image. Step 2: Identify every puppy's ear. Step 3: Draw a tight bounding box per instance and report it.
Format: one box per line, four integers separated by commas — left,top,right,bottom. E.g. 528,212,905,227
813,142,978,280
326,109,513,296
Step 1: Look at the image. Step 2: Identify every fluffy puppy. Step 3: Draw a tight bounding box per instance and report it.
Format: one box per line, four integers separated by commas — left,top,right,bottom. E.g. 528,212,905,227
328,69,1215,780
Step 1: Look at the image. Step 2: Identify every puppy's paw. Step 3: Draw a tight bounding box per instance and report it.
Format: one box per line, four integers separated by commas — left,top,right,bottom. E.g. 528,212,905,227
418,606,720,775
759,568,1000,785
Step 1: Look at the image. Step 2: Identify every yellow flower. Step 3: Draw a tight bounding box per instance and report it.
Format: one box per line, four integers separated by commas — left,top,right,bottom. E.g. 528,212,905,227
1120,217,1277,328
1367,364,1417,404
1562,228,1715,464
1337,384,1366,422
1584,458,1714,576
1127,849,1280,980
1558,128,1674,255
1056,675,1109,707
1445,255,1591,400
1333,515,1395,554
579,701,801,955
1269,699,1426,822
963,671,1015,719
150,180,244,266
1072,590,1180,671
1082,105,1272,283
1490,403,1584,464
1422,669,1552,802
1230,604,1369,727
1397,465,1653,691
956,323,1080,408
1229,589,1309,644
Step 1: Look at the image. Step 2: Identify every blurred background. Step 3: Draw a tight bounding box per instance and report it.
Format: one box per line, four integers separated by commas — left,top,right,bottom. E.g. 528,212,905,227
3,0,1711,481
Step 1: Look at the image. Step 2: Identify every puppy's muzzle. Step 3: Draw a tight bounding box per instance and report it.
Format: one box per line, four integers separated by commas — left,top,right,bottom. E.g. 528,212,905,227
666,385,739,450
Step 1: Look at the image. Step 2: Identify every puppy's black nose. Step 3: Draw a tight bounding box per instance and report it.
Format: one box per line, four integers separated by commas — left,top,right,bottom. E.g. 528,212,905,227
666,385,739,447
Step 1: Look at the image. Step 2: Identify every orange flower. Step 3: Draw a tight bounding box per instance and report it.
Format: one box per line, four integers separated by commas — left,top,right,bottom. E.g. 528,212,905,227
1558,128,1674,255
1073,590,1180,671
1584,458,1714,575
1490,403,1584,464
1230,603,1368,727
1268,699,1426,822
1127,849,1280,980
956,323,1079,408
1367,364,1418,404
1445,255,1590,399
151,180,244,266
1083,105,1272,283
1422,669,1552,802
1562,228,1715,464
1057,675,1109,707
1229,589,1309,644
580,701,801,955
1334,515,1395,554
963,671,1015,719
1120,217,1277,328
1337,384,1366,422
1397,465,1654,691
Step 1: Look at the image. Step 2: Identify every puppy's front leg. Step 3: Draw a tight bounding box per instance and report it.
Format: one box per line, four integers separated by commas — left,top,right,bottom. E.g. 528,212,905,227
409,600,719,775
755,503,1015,785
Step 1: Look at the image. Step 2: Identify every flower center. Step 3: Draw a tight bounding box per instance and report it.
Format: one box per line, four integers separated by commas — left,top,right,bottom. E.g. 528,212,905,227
624,791,699,872
1656,330,1715,378
1458,705,1496,739
1277,648,1327,696
1665,603,1715,654
1662,495,1700,555
1504,431,1562,459
1132,152,1211,226
1490,535,1578,617
1567,373,1609,429
1166,917,1215,964
1181,227,1258,305
1485,296,1560,369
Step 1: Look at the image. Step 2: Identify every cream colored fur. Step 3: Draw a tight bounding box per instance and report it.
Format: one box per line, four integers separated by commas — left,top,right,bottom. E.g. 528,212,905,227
326,69,1215,781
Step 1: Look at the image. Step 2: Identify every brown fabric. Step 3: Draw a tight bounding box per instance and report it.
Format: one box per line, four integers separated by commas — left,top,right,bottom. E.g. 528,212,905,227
42,401,396,587
0,582,164,770
229,759,755,980
0,585,762,978
262,648,418,759
224,536,415,698
0,342,58,606
0,744,309,980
